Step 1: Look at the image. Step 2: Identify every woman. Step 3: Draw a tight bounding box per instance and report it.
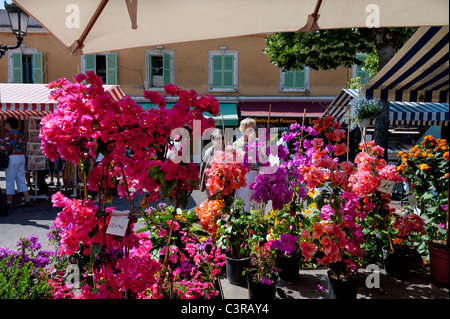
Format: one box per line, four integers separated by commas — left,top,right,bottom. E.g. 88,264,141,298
0,117,31,207
199,128,224,200
232,118,258,213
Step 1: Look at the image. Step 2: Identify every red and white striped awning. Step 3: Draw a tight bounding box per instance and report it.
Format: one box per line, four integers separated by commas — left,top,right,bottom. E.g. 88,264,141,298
0,83,126,120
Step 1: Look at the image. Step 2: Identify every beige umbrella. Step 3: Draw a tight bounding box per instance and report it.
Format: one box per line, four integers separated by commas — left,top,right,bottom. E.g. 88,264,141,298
13,0,450,55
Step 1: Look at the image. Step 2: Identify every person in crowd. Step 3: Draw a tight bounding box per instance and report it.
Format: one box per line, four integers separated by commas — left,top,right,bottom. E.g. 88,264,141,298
48,156,64,187
0,117,31,207
199,128,224,200
232,118,258,213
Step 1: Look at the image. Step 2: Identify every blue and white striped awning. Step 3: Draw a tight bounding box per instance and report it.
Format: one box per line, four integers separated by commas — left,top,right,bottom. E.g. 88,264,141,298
388,101,449,126
325,98,448,126
363,26,449,103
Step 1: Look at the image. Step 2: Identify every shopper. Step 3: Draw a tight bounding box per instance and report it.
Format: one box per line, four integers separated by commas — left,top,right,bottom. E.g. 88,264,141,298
0,117,31,207
199,128,224,200
233,118,258,213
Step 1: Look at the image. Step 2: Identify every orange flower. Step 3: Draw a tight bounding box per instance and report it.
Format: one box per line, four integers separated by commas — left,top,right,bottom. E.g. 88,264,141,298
196,199,225,240
419,163,430,171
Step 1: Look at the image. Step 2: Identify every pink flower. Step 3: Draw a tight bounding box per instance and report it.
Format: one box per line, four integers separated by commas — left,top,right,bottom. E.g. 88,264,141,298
299,242,317,260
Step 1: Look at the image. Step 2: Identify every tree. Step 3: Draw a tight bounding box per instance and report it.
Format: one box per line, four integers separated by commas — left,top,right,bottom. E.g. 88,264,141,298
264,28,417,157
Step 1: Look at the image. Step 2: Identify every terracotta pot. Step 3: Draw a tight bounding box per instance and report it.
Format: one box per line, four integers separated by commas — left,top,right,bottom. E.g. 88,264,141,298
428,242,449,285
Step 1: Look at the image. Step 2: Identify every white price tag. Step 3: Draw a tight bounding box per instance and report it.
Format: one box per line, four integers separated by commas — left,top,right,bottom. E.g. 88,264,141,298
377,179,395,194
106,211,129,237
408,194,419,207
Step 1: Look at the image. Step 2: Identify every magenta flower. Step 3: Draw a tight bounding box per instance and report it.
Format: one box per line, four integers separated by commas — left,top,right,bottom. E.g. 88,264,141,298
271,234,299,255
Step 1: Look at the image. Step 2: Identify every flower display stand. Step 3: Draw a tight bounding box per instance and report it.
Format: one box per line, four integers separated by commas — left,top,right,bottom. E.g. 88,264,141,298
219,267,449,299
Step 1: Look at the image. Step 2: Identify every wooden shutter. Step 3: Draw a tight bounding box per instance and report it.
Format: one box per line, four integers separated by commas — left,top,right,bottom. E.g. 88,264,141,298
11,52,23,83
212,55,223,87
223,55,234,88
84,54,96,74
32,52,43,83
106,52,118,85
283,68,306,89
162,52,171,85
283,71,294,88
147,53,153,87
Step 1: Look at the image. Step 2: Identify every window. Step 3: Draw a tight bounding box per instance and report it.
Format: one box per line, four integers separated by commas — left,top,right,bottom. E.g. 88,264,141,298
146,50,174,89
9,51,43,83
82,53,118,85
280,67,309,92
208,50,238,92
353,54,372,84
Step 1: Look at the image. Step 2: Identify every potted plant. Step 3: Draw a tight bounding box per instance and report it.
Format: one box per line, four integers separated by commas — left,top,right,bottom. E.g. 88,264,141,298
216,198,253,285
290,116,367,299
348,139,405,274
343,96,383,130
198,147,251,285
382,211,427,280
267,207,302,282
397,136,449,284
246,202,278,299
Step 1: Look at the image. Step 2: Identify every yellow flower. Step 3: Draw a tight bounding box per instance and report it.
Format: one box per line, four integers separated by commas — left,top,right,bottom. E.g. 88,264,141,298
304,209,311,215
311,203,318,209
419,163,430,171
308,189,317,198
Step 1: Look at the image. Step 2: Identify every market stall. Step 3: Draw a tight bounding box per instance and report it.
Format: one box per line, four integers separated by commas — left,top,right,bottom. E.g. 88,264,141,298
0,83,125,199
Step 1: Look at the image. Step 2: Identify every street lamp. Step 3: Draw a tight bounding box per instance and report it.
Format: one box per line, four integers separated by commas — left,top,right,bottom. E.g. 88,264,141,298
0,1,30,59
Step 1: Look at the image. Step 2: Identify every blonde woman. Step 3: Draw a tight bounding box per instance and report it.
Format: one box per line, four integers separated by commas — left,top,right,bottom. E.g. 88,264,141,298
233,118,258,212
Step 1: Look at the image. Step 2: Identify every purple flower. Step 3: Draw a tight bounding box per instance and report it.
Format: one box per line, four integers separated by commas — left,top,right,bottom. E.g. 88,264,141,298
441,205,448,212
271,234,298,255
261,277,272,285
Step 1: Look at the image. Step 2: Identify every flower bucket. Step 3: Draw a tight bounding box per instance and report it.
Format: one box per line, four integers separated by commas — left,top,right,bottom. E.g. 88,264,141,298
246,269,277,299
275,251,300,282
225,250,251,286
382,246,410,280
428,242,449,285
327,271,360,299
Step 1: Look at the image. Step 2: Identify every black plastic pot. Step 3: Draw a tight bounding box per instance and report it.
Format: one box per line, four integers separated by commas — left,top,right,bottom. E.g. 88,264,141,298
382,246,410,280
247,269,277,299
327,271,360,299
225,250,251,285
275,251,300,282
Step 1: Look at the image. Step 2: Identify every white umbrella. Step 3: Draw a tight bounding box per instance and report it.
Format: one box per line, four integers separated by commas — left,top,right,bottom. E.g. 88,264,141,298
14,0,450,55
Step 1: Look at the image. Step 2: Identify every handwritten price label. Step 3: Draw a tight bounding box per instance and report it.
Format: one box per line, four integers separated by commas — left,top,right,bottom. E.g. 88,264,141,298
377,179,395,195
106,211,129,237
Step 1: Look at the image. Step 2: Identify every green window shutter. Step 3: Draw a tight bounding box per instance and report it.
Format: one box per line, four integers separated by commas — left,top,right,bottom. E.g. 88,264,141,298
84,54,96,74
212,55,235,88
283,68,306,89
223,55,234,88
32,52,43,83
162,52,171,85
212,55,223,87
11,52,23,83
294,69,306,88
283,71,294,88
106,52,117,85
147,54,153,87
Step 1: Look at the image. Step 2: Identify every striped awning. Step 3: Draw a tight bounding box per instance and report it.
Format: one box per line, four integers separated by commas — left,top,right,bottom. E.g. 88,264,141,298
0,83,125,120
326,89,360,118
363,26,449,103
326,99,448,126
